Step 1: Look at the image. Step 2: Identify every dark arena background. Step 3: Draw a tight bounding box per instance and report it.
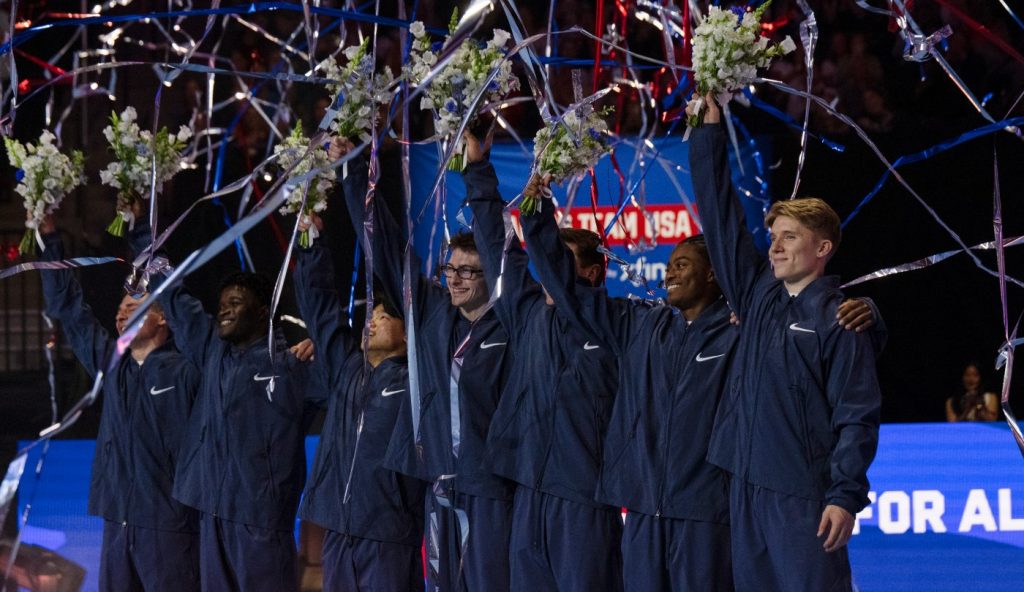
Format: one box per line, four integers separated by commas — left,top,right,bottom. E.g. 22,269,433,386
1,0,1023,591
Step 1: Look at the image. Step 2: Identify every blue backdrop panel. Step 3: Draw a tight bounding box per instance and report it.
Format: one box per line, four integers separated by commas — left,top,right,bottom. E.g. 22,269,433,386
848,423,1024,591
407,134,770,300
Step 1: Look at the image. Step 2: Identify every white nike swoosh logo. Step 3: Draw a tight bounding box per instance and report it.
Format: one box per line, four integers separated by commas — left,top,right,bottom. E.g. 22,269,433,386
583,342,600,350
479,341,507,349
253,374,279,382
788,323,816,333
381,388,405,397
695,353,724,362
150,386,175,395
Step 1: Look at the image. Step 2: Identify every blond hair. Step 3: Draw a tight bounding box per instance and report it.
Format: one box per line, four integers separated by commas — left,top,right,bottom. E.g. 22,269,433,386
766,198,842,253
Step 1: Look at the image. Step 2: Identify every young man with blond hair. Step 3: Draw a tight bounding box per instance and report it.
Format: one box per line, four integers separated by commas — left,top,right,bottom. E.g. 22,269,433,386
688,95,882,592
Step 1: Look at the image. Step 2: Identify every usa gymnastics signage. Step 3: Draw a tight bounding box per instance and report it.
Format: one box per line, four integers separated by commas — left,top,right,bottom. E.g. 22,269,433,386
16,423,1023,591
504,203,700,288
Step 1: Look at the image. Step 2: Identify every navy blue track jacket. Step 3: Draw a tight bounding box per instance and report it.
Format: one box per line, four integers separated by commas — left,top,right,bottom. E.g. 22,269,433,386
294,242,425,545
521,208,736,523
340,158,515,501
466,161,619,507
39,229,199,532
691,124,882,516
156,269,319,531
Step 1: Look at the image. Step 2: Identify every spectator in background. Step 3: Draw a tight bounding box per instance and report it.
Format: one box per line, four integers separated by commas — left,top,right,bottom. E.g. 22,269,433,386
945,362,1001,422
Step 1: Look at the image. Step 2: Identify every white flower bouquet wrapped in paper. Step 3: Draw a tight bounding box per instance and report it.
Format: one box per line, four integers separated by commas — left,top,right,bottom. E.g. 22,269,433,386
406,10,519,170
275,123,336,248
688,1,795,129
100,106,192,236
521,107,613,216
4,131,85,254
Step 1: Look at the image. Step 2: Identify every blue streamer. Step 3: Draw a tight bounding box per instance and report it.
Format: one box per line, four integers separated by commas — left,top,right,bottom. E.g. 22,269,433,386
209,16,342,270
601,115,685,238
348,241,361,329
0,3,420,56
843,115,1024,228
662,72,691,110
741,88,846,152
727,113,771,206
0,256,122,280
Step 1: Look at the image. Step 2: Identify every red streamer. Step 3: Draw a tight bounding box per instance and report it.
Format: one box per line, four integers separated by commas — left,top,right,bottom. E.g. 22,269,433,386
929,0,1024,67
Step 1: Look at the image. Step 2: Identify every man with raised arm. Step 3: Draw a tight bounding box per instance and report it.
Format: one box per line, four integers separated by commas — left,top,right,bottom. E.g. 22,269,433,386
154,252,319,591
687,94,882,591
330,138,515,592
293,209,425,590
461,133,623,592
38,215,200,592
520,193,737,591
519,165,880,591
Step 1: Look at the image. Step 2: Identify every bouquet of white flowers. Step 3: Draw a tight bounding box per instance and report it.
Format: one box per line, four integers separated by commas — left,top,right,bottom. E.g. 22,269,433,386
405,10,519,170
687,1,795,129
4,131,85,254
319,37,396,144
100,106,192,236
275,123,336,248
520,107,613,216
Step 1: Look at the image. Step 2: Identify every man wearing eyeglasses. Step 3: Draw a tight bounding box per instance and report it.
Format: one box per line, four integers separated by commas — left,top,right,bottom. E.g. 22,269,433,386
330,138,516,592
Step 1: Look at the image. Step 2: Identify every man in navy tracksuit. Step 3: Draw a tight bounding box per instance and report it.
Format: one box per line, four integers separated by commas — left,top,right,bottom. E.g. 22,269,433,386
521,190,737,591
462,136,623,592
688,97,882,591
38,216,200,592
331,138,515,592
293,216,425,591
155,257,318,591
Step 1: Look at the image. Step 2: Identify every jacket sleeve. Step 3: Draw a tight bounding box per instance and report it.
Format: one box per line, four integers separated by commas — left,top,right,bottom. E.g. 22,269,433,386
340,154,441,319
38,233,112,376
153,276,216,369
823,322,882,515
520,199,634,355
858,297,888,357
121,218,214,368
688,124,769,316
127,221,152,262
463,160,543,333
293,241,360,391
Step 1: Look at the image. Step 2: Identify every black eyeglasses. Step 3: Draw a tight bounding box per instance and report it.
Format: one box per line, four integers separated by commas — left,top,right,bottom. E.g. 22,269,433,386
440,264,484,280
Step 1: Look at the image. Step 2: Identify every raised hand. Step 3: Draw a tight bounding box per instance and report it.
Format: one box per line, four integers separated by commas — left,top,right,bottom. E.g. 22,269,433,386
463,130,492,164
297,212,325,235
328,137,356,162
685,92,721,124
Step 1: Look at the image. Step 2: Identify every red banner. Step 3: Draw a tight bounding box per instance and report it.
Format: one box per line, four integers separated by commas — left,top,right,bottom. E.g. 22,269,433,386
509,203,699,247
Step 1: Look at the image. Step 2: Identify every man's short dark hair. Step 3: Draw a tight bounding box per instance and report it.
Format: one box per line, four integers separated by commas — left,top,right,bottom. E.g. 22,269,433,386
372,287,403,320
219,272,273,307
678,234,711,266
559,227,606,284
448,232,478,254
